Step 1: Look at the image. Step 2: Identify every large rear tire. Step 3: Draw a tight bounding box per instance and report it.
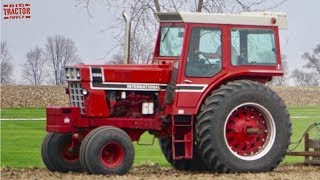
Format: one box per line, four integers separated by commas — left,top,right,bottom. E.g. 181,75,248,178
196,80,291,173
159,137,207,171
41,133,82,173
80,126,134,175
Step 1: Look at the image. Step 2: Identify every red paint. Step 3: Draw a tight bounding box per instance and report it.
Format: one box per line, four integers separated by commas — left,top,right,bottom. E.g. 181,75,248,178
86,88,109,117
100,142,125,168
225,106,267,156
77,64,172,83
46,107,80,132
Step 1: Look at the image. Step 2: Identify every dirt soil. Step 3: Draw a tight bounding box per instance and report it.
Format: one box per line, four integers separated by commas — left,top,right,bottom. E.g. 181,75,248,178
1,164,320,180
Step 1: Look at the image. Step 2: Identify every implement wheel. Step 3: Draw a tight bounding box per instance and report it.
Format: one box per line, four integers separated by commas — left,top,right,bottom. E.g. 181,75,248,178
80,126,134,175
196,80,291,173
41,133,82,172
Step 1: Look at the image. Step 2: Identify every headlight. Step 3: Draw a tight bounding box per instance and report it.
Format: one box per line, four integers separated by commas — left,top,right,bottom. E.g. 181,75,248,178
65,68,70,78
65,67,80,80
82,88,88,96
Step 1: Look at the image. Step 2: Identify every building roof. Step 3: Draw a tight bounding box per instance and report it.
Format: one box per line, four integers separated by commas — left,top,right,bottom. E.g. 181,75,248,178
154,12,288,30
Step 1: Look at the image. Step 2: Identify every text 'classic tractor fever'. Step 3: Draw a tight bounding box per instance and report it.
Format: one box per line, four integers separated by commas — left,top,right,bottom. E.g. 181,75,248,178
41,11,291,175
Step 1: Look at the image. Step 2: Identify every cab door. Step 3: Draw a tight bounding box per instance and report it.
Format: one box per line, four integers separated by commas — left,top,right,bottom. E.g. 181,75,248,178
175,25,227,112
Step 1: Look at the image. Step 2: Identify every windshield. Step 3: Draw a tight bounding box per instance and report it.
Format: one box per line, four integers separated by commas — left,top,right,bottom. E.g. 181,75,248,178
160,27,184,57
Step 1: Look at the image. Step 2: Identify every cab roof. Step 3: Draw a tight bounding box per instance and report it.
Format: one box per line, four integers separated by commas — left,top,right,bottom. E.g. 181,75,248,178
154,12,287,30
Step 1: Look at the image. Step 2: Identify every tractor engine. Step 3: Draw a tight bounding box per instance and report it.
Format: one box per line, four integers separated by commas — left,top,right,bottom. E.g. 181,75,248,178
107,91,157,118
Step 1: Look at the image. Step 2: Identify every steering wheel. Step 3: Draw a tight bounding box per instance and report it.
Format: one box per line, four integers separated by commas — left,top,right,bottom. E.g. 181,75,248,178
195,51,211,65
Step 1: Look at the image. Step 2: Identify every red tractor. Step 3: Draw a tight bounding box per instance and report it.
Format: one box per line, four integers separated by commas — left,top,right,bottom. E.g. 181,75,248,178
41,11,291,175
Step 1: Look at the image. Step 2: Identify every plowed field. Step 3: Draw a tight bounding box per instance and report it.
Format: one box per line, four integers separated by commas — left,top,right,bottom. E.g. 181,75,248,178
1,164,320,180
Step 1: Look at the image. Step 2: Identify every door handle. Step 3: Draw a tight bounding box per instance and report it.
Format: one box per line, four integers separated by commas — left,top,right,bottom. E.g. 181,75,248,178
184,79,192,83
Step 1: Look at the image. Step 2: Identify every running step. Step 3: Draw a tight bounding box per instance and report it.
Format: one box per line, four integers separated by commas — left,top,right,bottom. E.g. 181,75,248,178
171,115,194,160
173,140,192,143
174,155,192,160
173,124,191,127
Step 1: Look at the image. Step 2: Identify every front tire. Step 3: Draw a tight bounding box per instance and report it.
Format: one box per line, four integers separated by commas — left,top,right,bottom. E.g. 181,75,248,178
196,80,291,173
80,126,134,175
41,133,82,173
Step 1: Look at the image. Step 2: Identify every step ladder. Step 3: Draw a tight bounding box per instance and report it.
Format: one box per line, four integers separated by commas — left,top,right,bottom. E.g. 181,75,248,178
171,115,193,160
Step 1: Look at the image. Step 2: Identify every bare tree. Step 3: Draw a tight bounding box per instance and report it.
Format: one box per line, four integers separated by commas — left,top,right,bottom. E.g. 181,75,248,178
107,53,125,64
0,41,14,84
291,69,319,86
291,43,320,86
45,35,78,85
77,0,287,64
302,43,320,76
23,47,47,85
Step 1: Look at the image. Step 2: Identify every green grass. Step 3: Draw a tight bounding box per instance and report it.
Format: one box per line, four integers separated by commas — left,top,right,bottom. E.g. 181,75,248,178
0,108,45,118
0,121,169,168
1,106,319,168
289,106,320,117
1,121,46,168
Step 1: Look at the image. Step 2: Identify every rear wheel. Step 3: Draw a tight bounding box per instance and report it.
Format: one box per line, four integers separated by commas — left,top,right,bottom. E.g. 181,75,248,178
41,133,82,173
196,80,291,173
80,126,134,175
159,137,207,171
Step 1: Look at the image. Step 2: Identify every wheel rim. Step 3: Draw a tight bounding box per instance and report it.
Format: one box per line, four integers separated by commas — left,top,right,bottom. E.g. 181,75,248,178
224,103,276,161
62,143,79,163
100,142,125,168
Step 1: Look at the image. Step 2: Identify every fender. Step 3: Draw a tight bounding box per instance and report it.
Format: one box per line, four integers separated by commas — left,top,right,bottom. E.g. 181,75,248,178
194,69,283,114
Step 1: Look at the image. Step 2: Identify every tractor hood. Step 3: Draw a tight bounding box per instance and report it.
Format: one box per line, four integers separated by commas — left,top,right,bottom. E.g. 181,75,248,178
68,64,172,91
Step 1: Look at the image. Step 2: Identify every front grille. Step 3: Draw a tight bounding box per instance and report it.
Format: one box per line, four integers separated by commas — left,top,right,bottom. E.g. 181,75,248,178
69,82,85,114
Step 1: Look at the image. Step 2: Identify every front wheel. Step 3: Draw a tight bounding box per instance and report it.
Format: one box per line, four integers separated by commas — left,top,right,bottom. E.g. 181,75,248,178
196,80,291,173
80,126,134,175
41,133,82,173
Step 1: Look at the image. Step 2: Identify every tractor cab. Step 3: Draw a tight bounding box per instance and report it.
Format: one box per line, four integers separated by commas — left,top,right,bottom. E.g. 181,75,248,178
153,12,287,114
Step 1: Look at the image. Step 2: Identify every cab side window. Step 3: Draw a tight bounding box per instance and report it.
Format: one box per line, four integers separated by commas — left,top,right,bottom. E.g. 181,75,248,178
231,29,276,65
185,28,222,77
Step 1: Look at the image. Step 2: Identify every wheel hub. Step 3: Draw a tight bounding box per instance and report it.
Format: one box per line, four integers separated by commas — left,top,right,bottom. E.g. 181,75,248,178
100,142,125,168
224,103,276,160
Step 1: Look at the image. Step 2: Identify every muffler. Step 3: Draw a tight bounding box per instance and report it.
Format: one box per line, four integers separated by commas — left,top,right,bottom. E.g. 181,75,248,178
122,12,131,64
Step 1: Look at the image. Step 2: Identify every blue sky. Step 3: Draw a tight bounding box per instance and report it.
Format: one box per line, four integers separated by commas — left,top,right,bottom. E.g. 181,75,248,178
1,0,319,83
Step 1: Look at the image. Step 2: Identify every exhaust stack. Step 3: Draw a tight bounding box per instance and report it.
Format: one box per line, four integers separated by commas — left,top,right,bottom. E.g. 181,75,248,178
122,12,131,64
